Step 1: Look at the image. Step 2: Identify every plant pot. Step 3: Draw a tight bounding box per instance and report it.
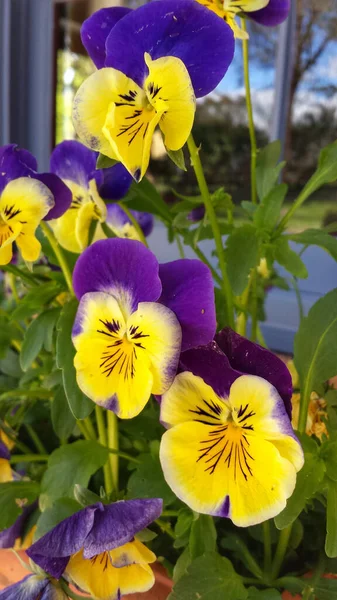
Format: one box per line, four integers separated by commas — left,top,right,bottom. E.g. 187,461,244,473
0,550,172,599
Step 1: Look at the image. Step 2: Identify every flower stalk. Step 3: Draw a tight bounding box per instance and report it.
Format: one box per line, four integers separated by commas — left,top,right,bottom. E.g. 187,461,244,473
241,18,258,205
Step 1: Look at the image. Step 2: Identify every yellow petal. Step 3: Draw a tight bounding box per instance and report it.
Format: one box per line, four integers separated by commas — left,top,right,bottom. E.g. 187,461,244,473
160,419,297,527
109,539,156,568
126,302,182,395
223,0,269,11
16,233,41,262
0,177,54,227
75,202,97,251
0,220,22,265
0,458,13,483
117,563,155,596
160,371,229,428
144,53,195,151
103,95,161,182
67,549,120,600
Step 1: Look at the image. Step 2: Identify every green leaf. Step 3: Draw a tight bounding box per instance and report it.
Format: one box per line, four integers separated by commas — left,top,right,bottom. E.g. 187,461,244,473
96,153,118,169
241,201,257,219
40,440,109,509
247,588,282,599
294,289,337,407
255,141,285,201
288,229,337,262
0,348,22,378
226,224,260,295
35,497,81,539
301,140,337,200
173,547,191,583
189,514,217,560
124,179,172,222
73,484,101,507
321,442,337,482
1,264,39,286
56,299,94,420
127,453,175,506
51,386,76,440
326,478,337,558
11,282,63,322
166,148,186,171
168,552,247,600
175,508,195,538
135,528,158,542
274,237,308,278
254,184,287,232
275,449,325,529
313,578,337,600
0,481,40,529
20,308,60,371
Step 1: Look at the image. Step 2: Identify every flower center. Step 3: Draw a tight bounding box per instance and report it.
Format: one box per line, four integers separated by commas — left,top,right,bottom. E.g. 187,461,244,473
97,318,149,381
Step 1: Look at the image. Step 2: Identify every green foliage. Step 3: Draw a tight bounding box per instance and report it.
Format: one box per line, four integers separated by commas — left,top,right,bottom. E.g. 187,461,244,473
166,148,187,171
168,552,247,600
288,229,337,262
40,440,109,509
294,288,337,405
274,237,308,278
124,178,172,222
311,578,337,600
20,308,60,371
0,481,40,529
275,438,326,529
96,153,118,169
253,184,287,232
247,589,282,599
255,141,285,201
51,386,76,440
300,140,337,200
11,281,63,322
74,484,101,507
56,299,94,419
226,224,260,295
325,478,337,558
127,452,175,506
189,514,217,560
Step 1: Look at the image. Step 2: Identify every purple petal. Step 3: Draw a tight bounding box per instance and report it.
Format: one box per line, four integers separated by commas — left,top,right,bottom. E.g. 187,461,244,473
32,173,72,221
0,440,10,460
50,140,100,189
0,145,36,194
188,205,205,222
27,504,101,577
179,341,237,398
73,239,162,311
159,259,216,351
249,0,290,27
99,163,133,201
105,0,235,98
81,7,132,69
215,328,292,418
0,575,48,600
83,498,163,558
131,210,154,237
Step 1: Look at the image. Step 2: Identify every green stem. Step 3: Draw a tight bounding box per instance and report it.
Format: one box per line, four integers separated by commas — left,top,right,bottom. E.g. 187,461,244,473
241,18,258,205
234,538,263,580
9,273,20,303
263,521,272,576
302,586,314,600
236,273,254,336
0,424,32,454
10,454,49,463
59,579,94,600
187,134,234,328
175,233,185,259
298,392,310,434
119,201,148,247
0,389,52,401
76,419,91,441
84,416,97,440
257,325,267,348
161,510,179,517
270,525,292,581
107,410,119,491
243,577,262,586
25,424,47,455
40,222,74,295
106,446,140,464
95,406,114,495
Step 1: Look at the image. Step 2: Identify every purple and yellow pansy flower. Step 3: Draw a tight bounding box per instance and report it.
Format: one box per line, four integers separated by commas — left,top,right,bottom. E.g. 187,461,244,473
196,0,290,39
0,574,68,600
102,203,154,241
0,145,72,265
73,0,235,181
72,238,216,419
27,498,163,600
49,140,137,253
159,328,304,527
